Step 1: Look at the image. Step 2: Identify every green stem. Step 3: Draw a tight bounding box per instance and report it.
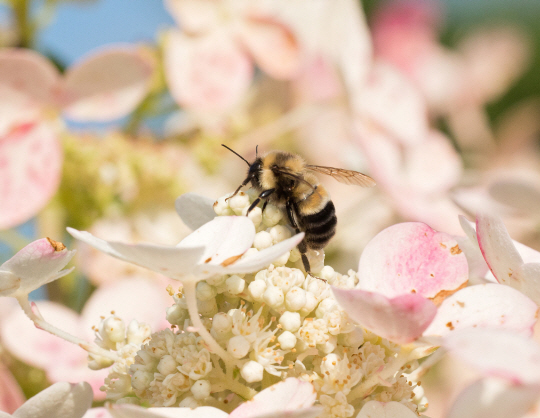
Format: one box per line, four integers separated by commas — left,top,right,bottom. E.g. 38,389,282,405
11,0,33,48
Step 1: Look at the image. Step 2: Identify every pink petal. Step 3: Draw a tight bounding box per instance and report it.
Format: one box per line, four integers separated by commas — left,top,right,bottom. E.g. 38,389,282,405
62,46,154,121
0,122,63,229
355,62,429,146
476,213,524,286
0,238,75,296
357,400,421,418
238,16,301,79
229,378,317,418
516,263,540,305
164,0,220,34
81,277,171,332
108,405,227,418
0,363,25,413
332,287,437,344
83,408,113,418
0,49,60,134
14,381,93,418
175,193,216,230
164,29,253,112
447,378,540,418
444,329,540,385
358,222,469,299
423,284,538,338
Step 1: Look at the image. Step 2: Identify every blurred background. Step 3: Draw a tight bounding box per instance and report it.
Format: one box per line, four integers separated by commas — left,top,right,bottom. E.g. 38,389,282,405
0,0,539,416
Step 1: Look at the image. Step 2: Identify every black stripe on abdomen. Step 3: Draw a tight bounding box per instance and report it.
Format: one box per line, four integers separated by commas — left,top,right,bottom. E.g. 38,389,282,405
300,201,337,250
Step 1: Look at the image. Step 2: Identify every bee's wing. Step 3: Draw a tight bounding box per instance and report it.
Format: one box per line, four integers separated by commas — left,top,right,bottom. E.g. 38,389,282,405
306,165,376,187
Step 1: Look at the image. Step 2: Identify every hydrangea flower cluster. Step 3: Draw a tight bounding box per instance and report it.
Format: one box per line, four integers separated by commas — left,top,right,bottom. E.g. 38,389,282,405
91,190,427,417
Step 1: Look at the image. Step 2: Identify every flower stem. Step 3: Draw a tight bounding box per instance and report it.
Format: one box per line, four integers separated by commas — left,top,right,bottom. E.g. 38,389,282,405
183,280,237,370
11,0,33,48
16,295,118,362
347,346,413,402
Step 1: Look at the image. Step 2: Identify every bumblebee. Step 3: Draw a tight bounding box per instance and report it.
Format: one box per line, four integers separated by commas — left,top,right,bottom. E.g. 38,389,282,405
223,145,376,275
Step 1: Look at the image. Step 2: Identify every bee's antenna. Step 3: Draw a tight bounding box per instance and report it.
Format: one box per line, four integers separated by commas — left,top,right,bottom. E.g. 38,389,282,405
256,145,259,158
221,144,250,166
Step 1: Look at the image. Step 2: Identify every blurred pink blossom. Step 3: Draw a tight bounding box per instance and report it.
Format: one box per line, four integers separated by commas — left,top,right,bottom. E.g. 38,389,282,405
0,363,25,413
164,0,301,112
0,278,171,399
0,46,154,229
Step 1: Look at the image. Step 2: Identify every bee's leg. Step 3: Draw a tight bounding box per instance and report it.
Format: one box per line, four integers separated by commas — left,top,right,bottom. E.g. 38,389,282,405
286,200,318,279
247,188,275,215
226,177,251,202
261,200,268,214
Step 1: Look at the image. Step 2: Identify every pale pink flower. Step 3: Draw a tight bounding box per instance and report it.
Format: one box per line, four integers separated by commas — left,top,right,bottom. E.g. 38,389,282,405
0,277,170,399
332,222,538,344
0,381,92,418
0,46,154,229
357,400,429,418
444,329,540,418
0,238,75,298
96,378,320,418
163,0,301,112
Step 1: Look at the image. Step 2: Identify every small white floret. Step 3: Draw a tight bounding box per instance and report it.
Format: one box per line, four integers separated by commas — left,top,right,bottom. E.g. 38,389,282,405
227,335,250,359
226,275,246,295
285,286,307,311
263,285,284,307
279,311,301,332
191,380,211,400
278,331,297,350
240,360,264,383
253,231,273,250
248,279,267,301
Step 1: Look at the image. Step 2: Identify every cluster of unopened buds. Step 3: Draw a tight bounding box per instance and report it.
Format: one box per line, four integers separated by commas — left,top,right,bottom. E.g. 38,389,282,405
2,190,540,418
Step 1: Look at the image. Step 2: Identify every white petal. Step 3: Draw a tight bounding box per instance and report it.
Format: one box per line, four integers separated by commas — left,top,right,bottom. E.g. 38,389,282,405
175,193,216,230
206,233,304,275
13,382,92,418
108,405,227,418
179,216,255,267
1,238,75,296
62,46,154,121
229,378,316,418
444,329,540,384
516,263,540,305
447,378,540,418
424,284,538,337
67,227,205,280
357,401,420,418
476,213,523,286
0,271,20,296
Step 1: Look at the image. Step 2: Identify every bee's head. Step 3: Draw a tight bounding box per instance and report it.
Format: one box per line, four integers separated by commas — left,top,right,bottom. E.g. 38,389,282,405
248,158,262,179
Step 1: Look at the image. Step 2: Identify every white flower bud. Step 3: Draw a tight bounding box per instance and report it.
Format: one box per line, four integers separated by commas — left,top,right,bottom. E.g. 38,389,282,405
262,204,283,226
240,360,264,383
126,320,151,345
248,279,267,301
196,281,217,301
131,371,154,390
272,251,290,266
307,249,324,273
226,275,245,295
318,335,337,354
242,206,262,227
179,396,199,408
279,311,301,332
300,292,319,316
197,298,218,317
212,312,233,335
278,331,297,350
253,231,273,250
285,286,307,311
229,192,250,215
242,248,259,260
191,379,211,400
263,285,284,307
270,225,292,243
339,327,364,347
166,304,188,326
100,316,125,344
157,355,178,375
88,354,114,370
206,274,227,286
320,265,336,282
228,335,250,359
289,247,301,262
316,298,336,318
214,196,233,216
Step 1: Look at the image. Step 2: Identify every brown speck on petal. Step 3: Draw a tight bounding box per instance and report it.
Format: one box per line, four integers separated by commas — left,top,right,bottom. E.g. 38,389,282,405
411,289,416,294
440,243,447,249
221,254,243,267
430,281,468,305
456,301,465,308
46,237,66,252
205,257,213,263
450,244,462,255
